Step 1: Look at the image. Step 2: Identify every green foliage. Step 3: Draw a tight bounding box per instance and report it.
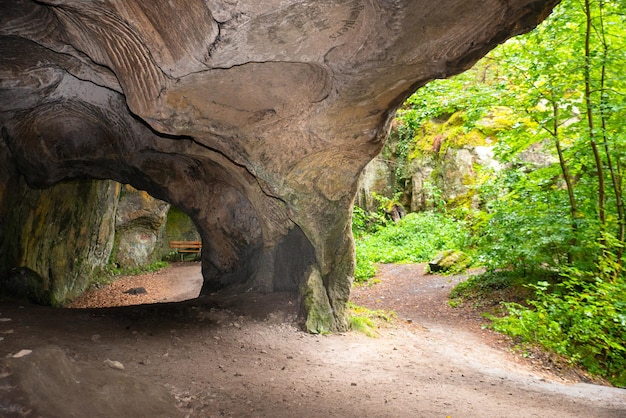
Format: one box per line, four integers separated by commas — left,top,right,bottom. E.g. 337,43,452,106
399,58,505,129
449,269,556,309
407,111,488,162
351,199,392,239
421,181,446,213
385,57,509,194
490,253,626,387
359,212,470,263
354,211,471,282
354,247,378,282
473,166,583,271
107,260,169,276
393,0,626,384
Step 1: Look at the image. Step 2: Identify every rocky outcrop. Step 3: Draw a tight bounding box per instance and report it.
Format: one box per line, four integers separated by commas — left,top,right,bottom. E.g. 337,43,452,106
113,185,170,269
0,179,119,306
0,0,558,331
359,108,558,213
355,158,394,212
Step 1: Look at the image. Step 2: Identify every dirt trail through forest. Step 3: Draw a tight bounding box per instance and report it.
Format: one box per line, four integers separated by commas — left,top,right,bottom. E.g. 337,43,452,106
1,262,625,417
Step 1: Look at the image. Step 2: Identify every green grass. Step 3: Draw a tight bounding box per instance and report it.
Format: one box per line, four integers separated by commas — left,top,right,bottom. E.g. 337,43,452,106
349,302,396,337
354,211,471,282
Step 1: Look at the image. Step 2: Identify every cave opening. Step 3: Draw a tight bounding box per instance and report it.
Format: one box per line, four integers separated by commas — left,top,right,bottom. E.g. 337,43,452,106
0,170,317,312
0,176,207,308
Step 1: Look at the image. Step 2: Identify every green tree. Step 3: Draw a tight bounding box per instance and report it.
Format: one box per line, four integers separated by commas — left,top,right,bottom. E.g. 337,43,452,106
484,0,626,267
384,0,626,384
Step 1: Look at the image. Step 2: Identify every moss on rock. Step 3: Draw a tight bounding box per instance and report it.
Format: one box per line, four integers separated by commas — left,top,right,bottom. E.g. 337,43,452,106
302,266,335,334
427,250,471,274
408,111,488,162
2,178,119,306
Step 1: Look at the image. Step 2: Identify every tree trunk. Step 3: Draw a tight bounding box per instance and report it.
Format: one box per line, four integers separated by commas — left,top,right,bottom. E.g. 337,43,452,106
584,0,606,232
550,99,578,264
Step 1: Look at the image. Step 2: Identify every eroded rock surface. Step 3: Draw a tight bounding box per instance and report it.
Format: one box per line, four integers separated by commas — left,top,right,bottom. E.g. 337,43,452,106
0,0,558,331
114,185,170,269
0,179,119,306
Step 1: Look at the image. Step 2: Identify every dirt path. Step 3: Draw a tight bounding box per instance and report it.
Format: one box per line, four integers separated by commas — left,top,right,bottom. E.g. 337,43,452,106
1,262,625,417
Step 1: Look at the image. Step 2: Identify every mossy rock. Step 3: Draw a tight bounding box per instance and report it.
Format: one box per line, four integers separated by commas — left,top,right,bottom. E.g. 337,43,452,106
301,266,335,334
475,106,516,137
427,250,471,274
408,111,487,161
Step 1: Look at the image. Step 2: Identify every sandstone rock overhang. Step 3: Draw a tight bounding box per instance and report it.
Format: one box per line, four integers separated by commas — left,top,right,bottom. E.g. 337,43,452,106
0,0,559,332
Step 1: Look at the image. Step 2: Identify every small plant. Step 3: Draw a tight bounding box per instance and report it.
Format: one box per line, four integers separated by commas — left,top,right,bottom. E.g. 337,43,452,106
162,250,182,262
422,181,446,213
488,254,626,387
352,202,392,239
348,302,396,337
354,248,378,282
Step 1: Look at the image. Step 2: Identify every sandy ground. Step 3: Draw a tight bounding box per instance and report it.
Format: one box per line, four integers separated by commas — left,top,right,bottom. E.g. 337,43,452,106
1,261,625,417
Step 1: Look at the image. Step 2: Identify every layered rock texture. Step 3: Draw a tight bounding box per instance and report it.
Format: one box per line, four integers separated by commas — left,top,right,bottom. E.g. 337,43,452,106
0,0,558,331
1,179,119,306
113,185,170,269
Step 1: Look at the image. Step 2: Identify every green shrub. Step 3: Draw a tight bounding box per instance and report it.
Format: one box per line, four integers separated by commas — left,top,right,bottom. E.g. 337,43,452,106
449,269,556,307
354,211,471,282
359,211,470,263
352,205,388,239
489,257,626,387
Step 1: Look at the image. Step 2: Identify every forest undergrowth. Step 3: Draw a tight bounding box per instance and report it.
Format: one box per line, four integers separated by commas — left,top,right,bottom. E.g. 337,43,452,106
354,0,626,388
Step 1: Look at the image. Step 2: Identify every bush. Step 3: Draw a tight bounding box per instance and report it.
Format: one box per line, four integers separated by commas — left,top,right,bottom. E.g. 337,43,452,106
354,211,471,282
489,257,626,387
352,205,388,239
449,268,557,308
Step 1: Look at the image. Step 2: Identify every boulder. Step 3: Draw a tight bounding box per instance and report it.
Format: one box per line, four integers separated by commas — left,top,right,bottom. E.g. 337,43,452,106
427,250,471,274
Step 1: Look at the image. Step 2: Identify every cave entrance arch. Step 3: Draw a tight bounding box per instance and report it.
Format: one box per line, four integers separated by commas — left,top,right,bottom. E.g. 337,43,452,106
0,176,206,307
0,169,317,311
0,0,560,331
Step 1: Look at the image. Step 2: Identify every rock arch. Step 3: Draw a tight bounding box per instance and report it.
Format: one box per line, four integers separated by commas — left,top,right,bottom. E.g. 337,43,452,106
0,0,558,331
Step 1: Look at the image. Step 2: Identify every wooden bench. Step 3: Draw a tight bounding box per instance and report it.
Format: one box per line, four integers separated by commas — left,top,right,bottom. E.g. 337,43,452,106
169,240,202,260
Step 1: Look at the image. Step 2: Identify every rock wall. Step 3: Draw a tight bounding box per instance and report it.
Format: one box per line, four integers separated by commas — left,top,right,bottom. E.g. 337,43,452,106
0,176,200,305
113,185,170,269
356,109,557,213
354,158,394,212
0,0,559,331
1,179,119,306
